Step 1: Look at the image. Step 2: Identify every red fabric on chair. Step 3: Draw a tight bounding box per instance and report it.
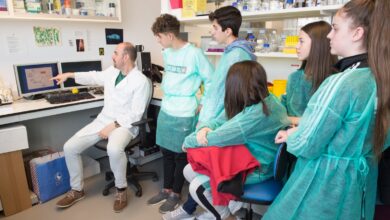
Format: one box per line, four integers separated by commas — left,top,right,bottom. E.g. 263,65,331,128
187,145,260,205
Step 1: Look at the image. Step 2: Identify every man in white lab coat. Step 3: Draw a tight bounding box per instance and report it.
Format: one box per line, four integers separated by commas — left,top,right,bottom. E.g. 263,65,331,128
52,42,151,212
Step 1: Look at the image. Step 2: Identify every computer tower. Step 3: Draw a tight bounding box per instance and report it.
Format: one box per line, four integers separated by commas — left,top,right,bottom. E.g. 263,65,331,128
136,52,151,73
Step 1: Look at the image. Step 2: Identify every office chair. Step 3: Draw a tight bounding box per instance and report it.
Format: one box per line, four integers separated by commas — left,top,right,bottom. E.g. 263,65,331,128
238,143,294,220
94,77,158,197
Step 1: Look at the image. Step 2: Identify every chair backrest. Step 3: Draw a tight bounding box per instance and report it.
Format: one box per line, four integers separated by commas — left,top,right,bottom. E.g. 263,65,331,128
142,77,154,120
273,143,289,181
137,76,154,147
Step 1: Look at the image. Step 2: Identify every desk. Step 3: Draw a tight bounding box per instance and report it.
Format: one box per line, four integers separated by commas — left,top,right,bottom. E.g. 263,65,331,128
0,83,164,126
0,96,104,126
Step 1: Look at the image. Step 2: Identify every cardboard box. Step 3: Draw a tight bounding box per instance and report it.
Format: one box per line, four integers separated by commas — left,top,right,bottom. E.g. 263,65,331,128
182,0,206,18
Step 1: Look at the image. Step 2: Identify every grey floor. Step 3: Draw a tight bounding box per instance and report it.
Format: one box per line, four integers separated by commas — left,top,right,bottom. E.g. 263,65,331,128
0,157,176,220
0,157,267,220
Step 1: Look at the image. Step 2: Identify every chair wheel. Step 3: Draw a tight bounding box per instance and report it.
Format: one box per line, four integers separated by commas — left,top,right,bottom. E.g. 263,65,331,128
102,189,110,196
135,190,142,197
105,173,113,181
152,175,159,182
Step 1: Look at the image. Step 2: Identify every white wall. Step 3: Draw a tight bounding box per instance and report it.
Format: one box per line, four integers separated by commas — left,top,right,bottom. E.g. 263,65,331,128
0,0,163,97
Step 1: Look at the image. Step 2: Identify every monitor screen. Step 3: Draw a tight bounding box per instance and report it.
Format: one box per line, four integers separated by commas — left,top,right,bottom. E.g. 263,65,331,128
60,60,102,88
14,62,61,97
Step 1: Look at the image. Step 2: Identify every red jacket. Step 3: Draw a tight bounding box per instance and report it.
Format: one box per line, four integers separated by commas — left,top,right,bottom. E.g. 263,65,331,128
187,145,260,205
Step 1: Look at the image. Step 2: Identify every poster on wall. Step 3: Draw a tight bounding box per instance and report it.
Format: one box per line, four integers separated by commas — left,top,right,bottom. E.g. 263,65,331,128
33,26,61,47
74,30,87,52
105,28,123,45
76,39,85,52
5,33,26,55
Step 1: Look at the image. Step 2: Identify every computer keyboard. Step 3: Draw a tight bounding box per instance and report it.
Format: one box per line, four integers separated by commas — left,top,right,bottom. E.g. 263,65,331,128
45,92,95,104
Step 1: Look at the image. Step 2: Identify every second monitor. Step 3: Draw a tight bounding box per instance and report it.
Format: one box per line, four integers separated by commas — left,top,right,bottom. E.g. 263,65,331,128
60,60,102,88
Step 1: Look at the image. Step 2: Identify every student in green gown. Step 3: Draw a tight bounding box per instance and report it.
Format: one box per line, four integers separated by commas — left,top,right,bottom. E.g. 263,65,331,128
263,0,379,219
281,21,337,126
147,14,213,213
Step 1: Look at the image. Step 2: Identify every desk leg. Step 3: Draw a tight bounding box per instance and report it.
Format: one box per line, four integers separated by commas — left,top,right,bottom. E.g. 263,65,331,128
0,150,31,216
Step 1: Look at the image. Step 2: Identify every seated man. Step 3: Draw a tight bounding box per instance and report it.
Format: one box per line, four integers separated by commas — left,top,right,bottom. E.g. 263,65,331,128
53,42,151,212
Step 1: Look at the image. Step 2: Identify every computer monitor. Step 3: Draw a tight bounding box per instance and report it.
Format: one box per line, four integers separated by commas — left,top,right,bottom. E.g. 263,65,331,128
14,62,61,97
60,60,102,88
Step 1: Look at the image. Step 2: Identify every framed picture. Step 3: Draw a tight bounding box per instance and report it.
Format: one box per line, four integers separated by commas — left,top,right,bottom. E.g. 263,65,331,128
105,28,123,45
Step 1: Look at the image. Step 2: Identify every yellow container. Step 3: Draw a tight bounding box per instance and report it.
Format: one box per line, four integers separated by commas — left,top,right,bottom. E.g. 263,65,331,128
283,36,299,54
272,80,287,99
182,0,207,18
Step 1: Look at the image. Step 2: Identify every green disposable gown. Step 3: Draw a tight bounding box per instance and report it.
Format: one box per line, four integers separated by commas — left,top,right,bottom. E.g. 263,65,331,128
156,43,213,152
198,47,252,124
184,94,289,184
263,67,377,220
280,69,312,117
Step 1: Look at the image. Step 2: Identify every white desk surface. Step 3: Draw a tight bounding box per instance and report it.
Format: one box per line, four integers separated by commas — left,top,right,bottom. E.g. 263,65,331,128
0,84,164,126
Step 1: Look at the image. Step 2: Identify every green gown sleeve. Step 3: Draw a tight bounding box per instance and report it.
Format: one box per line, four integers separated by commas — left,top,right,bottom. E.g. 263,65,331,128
184,109,247,148
195,50,214,105
288,70,376,159
198,49,251,123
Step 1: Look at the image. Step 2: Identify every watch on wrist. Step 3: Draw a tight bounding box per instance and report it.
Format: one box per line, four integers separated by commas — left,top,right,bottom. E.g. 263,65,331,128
114,121,120,128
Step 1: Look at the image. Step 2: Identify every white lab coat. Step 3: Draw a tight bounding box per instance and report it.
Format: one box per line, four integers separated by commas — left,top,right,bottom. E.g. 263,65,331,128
74,66,150,137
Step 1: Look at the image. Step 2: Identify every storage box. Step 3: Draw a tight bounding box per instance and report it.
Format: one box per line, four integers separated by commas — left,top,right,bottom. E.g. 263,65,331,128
0,124,28,154
25,1,42,13
273,80,287,98
283,35,299,54
182,0,207,18
170,0,182,9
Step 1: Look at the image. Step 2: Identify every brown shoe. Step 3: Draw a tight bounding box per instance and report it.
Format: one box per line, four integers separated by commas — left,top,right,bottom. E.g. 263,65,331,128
56,189,85,208
113,188,128,213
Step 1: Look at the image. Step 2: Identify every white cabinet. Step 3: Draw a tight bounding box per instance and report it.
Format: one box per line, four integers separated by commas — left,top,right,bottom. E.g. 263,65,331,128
0,0,121,23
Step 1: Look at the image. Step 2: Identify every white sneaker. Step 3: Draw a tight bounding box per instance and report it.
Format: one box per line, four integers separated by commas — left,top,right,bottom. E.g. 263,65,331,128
196,211,216,220
228,201,243,215
162,206,195,220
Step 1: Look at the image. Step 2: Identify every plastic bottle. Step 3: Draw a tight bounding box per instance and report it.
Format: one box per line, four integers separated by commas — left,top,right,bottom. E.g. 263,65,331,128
64,0,71,16
257,29,269,53
248,0,260,12
284,0,294,8
269,30,280,52
223,0,235,7
108,2,116,17
242,0,250,12
295,0,305,7
306,0,316,7
318,0,328,6
262,0,270,11
246,29,257,52
236,0,244,11
270,0,280,10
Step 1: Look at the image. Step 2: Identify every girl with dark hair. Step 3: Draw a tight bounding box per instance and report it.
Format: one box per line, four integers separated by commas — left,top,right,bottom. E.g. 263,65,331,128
264,0,379,219
368,0,390,154
282,20,338,125
182,60,289,219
